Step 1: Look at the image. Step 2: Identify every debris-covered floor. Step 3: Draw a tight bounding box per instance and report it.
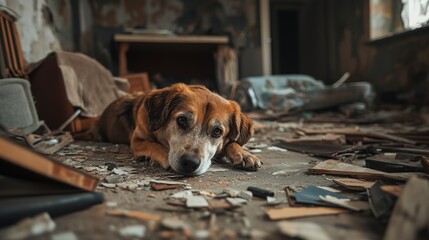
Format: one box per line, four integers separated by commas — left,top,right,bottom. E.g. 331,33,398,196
24,110,429,240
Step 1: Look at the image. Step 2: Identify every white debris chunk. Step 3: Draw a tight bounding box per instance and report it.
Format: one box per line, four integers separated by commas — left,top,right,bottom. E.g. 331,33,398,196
186,196,209,208
267,146,288,152
171,190,193,199
113,168,128,176
100,183,116,188
238,191,253,200
119,225,146,238
226,198,247,206
51,232,78,240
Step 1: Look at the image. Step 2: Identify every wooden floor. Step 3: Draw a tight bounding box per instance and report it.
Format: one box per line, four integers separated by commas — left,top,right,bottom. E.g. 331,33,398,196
25,121,392,239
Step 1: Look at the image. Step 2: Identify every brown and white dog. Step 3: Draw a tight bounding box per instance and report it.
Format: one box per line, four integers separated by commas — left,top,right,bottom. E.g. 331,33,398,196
95,83,261,175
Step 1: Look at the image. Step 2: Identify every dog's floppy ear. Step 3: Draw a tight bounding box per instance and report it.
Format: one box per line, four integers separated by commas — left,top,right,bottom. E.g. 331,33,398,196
228,101,254,146
144,86,184,131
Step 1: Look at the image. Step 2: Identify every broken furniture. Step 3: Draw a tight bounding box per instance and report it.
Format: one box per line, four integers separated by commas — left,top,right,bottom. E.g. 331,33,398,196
122,72,151,93
234,74,373,112
114,34,229,91
0,78,73,154
28,52,125,134
0,7,26,79
0,132,102,227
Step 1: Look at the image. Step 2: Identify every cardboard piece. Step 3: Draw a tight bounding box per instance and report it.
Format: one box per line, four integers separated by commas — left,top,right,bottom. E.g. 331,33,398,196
266,207,350,220
332,178,375,191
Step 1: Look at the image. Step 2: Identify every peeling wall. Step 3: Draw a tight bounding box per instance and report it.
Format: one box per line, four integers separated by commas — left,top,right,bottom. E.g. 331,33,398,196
1,0,74,64
90,0,260,75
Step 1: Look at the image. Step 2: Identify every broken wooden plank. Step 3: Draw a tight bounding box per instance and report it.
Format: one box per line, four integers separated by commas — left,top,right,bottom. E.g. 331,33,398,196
332,178,375,191
266,207,350,220
309,160,425,181
380,185,404,198
384,176,429,240
297,127,416,145
106,209,161,222
275,140,350,157
365,158,422,173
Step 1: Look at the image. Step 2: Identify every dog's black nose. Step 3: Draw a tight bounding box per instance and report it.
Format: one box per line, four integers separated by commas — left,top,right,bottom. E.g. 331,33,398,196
180,154,200,173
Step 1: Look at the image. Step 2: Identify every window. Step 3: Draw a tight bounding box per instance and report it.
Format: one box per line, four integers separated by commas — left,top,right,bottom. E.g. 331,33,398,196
370,0,429,40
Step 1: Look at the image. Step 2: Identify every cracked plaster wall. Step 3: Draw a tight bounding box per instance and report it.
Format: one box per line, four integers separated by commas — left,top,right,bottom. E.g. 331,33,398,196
0,0,73,64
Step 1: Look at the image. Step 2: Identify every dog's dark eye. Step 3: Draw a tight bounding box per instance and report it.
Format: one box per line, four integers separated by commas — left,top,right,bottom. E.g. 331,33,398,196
212,127,222,138
177,116,187,129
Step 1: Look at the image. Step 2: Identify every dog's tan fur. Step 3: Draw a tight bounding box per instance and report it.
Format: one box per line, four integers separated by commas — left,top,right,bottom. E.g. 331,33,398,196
96,83,261,175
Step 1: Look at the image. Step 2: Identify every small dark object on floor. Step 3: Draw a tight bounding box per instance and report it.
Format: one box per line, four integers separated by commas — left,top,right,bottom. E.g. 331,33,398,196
105,162,117,171
247,186,274,199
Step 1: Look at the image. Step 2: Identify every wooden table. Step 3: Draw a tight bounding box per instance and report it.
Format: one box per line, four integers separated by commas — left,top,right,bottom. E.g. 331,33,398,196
114,34,229,77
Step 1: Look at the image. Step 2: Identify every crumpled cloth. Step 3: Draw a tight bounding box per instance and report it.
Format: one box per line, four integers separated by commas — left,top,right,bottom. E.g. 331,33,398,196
29,51,125,117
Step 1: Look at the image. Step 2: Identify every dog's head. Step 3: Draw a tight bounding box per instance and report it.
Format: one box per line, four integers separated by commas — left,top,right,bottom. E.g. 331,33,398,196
143,83,253,175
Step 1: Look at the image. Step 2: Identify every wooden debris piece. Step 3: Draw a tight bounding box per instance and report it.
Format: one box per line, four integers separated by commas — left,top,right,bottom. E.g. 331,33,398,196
420,156,429,174
297,127,416,145
380,185,404,197
309,160,425,181
151,183,183,191
266,207,349,220
208,199,233,210
332,178,375,191
106,209,161,222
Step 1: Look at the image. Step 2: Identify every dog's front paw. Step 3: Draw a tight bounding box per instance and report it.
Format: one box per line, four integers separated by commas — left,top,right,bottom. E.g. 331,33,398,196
226,143,262,171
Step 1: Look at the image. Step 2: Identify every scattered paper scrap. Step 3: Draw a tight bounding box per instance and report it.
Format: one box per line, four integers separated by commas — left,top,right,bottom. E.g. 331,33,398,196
119,225,146,238
106,209,161,222
113,168,128,176
100,183,116,188
226,198,247,206
266,207,350,220
186,196,209,208
171,191,193,199
319,195,369,211
267,146,288,152
51,232,78,240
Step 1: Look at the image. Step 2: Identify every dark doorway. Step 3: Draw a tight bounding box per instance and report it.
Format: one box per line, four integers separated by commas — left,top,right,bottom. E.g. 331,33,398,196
277,10,299,73
271,5,300,74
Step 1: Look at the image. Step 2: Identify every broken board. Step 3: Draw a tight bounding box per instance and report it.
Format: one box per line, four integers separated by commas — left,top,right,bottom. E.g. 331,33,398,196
332,178,375,191
266,207,350,220
309,160,425,181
